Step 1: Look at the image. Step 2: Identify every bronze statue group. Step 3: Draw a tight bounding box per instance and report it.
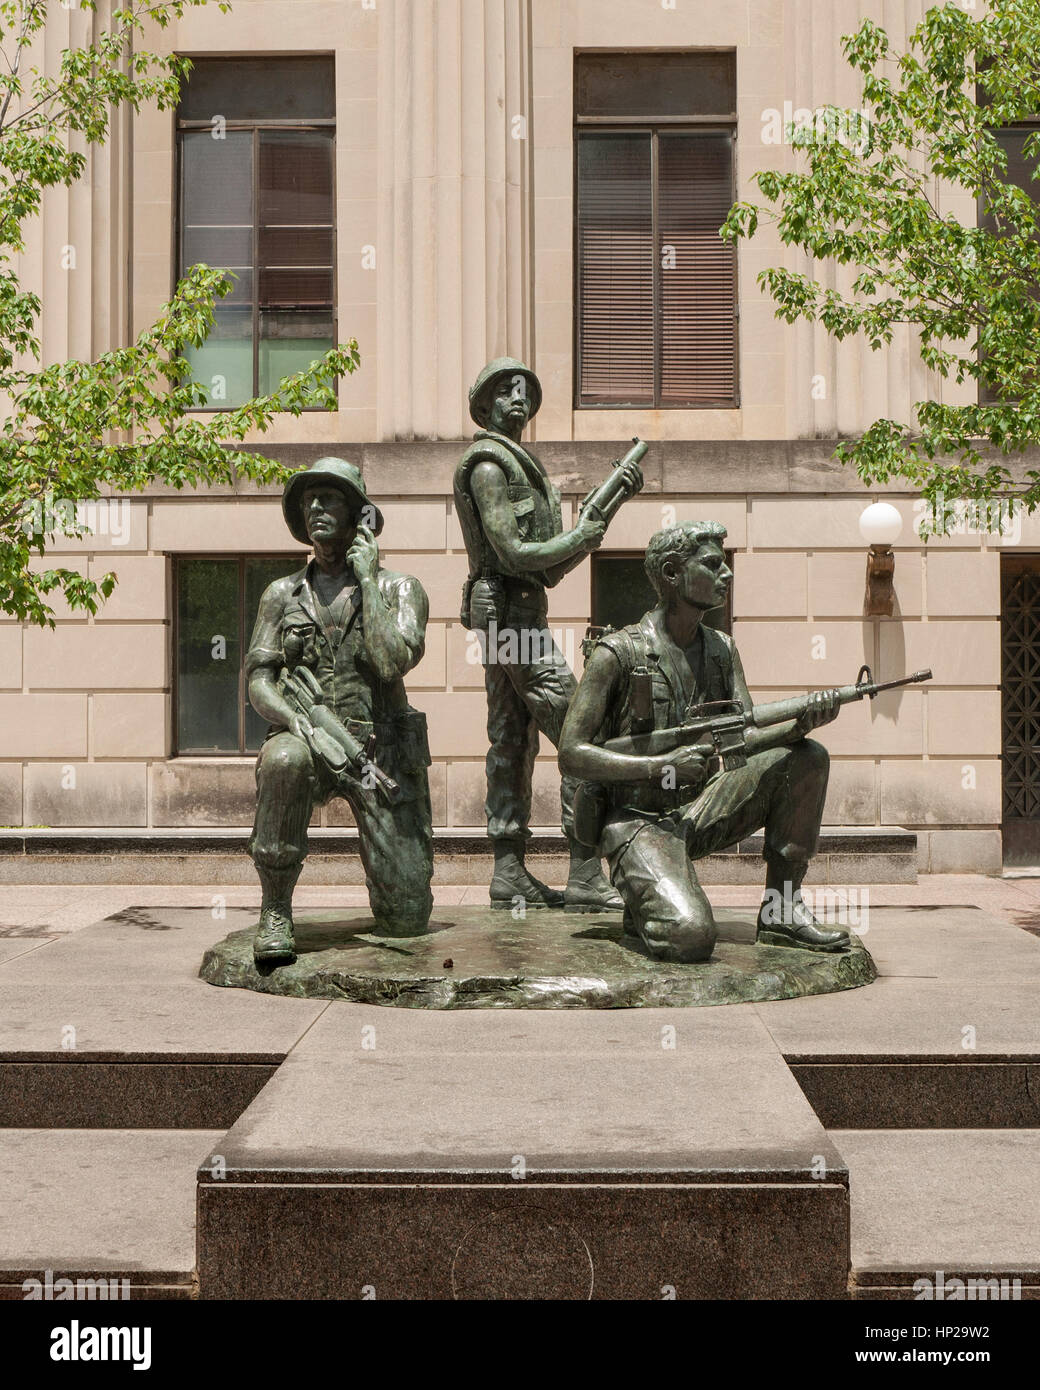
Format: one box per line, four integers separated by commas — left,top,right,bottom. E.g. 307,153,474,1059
246,357,858,967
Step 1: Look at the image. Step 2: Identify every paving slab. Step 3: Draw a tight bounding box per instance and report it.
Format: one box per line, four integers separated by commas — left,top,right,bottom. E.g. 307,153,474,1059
836,1129,1040,1292
0,934,59,965
860,908,1040,982
0,1129,223,1295
756,978,1040,1060
0,908,327,1060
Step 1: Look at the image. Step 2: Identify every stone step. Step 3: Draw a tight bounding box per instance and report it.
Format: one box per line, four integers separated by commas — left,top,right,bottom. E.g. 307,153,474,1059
0,825,918,885
0,1129,221,1300
837,1129,1040,1300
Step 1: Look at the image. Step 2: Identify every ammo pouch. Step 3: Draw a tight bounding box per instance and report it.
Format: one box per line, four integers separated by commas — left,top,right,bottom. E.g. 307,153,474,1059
573,780,609,851
392,707,432,772
460,577,475,628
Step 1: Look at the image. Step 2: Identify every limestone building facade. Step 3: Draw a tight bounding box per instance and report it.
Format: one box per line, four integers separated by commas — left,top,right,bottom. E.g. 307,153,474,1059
2,0,1032,876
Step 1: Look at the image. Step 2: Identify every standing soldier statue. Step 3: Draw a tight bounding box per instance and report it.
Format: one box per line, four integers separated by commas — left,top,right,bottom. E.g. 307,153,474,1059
245,458,434,963
454,357,645,912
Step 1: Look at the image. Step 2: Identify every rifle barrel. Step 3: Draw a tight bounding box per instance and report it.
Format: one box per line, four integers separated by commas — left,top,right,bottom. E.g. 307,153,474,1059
868,668,932,695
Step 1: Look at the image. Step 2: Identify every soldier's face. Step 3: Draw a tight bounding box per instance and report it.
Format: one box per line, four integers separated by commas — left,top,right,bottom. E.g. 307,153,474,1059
667,541,732,612
303,486,357,547
488,377,532,432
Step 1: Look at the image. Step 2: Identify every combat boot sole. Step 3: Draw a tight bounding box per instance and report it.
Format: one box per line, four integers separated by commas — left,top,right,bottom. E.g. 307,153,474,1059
756,927,850,954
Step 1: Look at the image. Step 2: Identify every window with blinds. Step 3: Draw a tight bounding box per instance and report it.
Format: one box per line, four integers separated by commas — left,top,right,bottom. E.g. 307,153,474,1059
575,52,738,409
176,57,337,409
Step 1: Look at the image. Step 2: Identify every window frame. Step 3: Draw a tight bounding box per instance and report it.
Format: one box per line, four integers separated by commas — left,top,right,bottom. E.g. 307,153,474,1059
573,50,739,411
172,551,305,757
174,61,339,413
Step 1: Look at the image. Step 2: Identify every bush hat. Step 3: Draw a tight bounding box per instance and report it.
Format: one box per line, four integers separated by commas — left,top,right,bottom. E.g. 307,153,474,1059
282,457,384,544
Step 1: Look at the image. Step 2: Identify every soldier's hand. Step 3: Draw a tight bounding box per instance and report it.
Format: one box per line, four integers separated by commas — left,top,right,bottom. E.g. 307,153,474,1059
661,747,708,789
577,513,607,551
347,524,380,582
289,713,314,744
617,459,644,497
796,689,842,736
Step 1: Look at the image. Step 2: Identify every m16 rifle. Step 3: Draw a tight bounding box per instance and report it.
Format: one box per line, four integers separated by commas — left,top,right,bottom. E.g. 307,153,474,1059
279,664,400,804
603,665,933,772
578,437,648,526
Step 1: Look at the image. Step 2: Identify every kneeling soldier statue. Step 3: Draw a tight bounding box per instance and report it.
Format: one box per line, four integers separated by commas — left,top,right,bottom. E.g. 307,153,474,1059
246,458,434,963
559,521,853,963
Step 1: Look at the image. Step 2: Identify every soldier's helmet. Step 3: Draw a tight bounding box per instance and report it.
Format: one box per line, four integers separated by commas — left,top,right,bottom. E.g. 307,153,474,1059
282,457,385,545
468,357,543,429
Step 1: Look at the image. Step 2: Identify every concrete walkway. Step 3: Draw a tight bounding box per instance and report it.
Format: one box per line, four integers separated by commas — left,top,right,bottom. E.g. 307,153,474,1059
1,873,1037,936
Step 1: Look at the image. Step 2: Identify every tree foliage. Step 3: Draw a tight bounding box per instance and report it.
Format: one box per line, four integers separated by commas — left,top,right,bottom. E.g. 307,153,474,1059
0,1,359,625
722,0,1040,533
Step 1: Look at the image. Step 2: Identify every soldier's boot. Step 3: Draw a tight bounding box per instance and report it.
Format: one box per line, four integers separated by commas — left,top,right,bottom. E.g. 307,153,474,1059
253,862,302,963
489,837,565,910
563,848,624,914
755,856,850,953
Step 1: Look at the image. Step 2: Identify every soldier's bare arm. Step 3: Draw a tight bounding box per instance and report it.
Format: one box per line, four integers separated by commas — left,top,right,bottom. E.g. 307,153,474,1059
470,461,604,573
245,581,298,730
560,648,706,786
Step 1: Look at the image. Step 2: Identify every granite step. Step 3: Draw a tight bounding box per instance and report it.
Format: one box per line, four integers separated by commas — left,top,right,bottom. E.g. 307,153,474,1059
0,1129,222,1300
837,1129,1040,1300
196,1005,850,1300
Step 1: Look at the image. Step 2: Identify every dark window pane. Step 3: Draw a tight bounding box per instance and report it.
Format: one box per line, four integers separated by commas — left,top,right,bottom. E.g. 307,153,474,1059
182,225,253,272
980,126,1040,402
178,57,335,122
260,267,333,309
982,128,1040,231
177,560,241,752
576,51,735,119
181,129,253,230
244,557,302,751
259,226,334,267
260,130,334,227
592,553,731,633
577,133,654,404
658,132,737,404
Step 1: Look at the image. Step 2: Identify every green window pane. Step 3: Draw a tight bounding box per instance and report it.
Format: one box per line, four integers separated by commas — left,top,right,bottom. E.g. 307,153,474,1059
183,305,255,408
177,560,241,752
259,310,335,397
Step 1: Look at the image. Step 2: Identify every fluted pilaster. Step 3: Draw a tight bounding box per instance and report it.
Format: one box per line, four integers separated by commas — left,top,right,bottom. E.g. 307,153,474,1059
376,0,532,440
